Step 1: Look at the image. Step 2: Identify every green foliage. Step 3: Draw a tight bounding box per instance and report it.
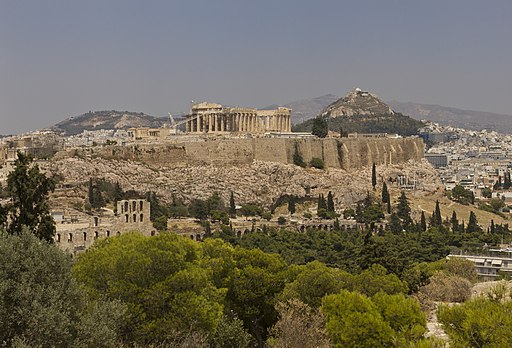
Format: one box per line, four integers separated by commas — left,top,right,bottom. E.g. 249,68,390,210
277,216,287,225
397,191,413,226
467,211,482,233
280,261,350,308
227,247,288,346
295,112,424,137
327,191,335,213
345,264,408,297
2,152,56,241
310,157,325,169
292,143,306,167
381,181,389,204
287,196,296,215
73,233,225,344
311,117,328,138
356,203,384,223
0,230,125,347
209,314,253,348
438,297,512,347
240,203,263,217
372,292,426,343
229,191,236,216
321,290,394,348
451,185,475,205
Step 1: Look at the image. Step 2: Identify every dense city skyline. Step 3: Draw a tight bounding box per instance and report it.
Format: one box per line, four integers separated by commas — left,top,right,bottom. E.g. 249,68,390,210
1,0,512,134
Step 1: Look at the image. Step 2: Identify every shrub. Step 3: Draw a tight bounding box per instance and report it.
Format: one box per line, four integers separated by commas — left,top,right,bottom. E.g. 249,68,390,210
310,157,325,169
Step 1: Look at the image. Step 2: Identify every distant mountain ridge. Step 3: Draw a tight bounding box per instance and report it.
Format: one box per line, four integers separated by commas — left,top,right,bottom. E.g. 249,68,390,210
320,88,394,118
388,101,512,133
52,110,167,136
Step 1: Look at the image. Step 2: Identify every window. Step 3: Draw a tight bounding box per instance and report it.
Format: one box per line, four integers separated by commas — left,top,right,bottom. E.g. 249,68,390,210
56,234,61,243
68,233,73,242
94,231,99,239
140,214,144,222
83,232,87,241
140,201,143,211
106,230,110,237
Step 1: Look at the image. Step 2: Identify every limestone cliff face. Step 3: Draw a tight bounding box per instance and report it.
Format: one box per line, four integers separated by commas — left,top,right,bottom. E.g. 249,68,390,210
56,137,424,170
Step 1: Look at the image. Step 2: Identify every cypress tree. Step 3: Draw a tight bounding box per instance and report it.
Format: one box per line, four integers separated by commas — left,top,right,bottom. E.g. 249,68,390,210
317,194,327,211
420,211,427,232
381,182,389,204
434,200,442,226
450,210,458,233
327,191,335,212
387,198,391,214
490,219,496,234
397,191,412,226
88,178,94,206
371,162,377,190
288,196,296,215
467,211,481,233
229,191,236,216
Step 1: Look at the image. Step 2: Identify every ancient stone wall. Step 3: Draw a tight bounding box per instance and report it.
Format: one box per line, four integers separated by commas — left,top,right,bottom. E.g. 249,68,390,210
57,137,424,169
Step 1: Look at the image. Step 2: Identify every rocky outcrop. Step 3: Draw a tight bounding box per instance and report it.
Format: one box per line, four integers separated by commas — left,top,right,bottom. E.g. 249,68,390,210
46,155,440,211
54,137,424,170
321,88,394,118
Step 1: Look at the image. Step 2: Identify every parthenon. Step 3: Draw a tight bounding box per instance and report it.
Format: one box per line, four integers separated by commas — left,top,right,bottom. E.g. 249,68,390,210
186,102,292,134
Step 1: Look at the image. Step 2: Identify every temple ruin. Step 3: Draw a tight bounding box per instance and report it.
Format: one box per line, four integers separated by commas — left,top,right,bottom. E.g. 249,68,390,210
186,102,292,134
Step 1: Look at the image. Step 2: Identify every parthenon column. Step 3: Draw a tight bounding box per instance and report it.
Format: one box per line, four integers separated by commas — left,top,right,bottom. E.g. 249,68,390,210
196,115,200,133
237,114,241,132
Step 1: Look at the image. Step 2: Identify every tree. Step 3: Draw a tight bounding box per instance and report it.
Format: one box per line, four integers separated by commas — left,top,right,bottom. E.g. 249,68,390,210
227,247,288,346
73,233,225,344
433,200,442,226
327,191,335,213
467,211,481,233
504,172,512,190
388,213,403,234
371,162,377,190
288,196,296,215
229,191,236,216
2,152,56,241
268,299,330,348
396,191,413,227
292,143,306,168
311,117,328,138
420,211,427,232
317,194,327,212
0,230,125,347
381,182,389,204
438,297,512,347
321,290,394,348
450,210,459,233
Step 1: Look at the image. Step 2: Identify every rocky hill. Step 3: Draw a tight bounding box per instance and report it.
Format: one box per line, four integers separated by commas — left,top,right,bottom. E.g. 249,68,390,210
52,110,167,136
320,88,394,118
388,101,512,133
294,88,424,136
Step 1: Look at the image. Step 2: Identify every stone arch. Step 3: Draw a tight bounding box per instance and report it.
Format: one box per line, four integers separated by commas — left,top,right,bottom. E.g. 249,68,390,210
68,233,73,242
56,234,61,243
140,213,144,222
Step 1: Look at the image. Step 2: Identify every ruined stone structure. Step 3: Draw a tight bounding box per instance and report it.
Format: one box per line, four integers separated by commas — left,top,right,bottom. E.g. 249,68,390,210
0,132,63,164
54,199,155,254
186,102,292,134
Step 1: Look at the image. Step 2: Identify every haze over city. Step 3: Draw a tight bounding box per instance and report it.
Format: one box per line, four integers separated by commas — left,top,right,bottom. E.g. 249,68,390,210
1,0,511,134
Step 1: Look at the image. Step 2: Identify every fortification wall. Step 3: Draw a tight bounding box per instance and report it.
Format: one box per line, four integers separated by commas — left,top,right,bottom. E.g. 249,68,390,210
56,137,424,169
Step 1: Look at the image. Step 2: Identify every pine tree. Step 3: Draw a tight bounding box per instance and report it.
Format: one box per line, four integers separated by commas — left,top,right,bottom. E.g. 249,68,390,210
450,210,459,233
2,152,56,241
327,191,335,212
334,217,340,230
113,181,123,203
88,178,94,206
371,162,377,190
311,117,328,138
381,182,389,204
229,191,236,216
420,211,427,232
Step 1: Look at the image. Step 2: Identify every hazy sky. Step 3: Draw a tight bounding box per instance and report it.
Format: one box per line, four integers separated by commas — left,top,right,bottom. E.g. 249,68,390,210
1,0,512,134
